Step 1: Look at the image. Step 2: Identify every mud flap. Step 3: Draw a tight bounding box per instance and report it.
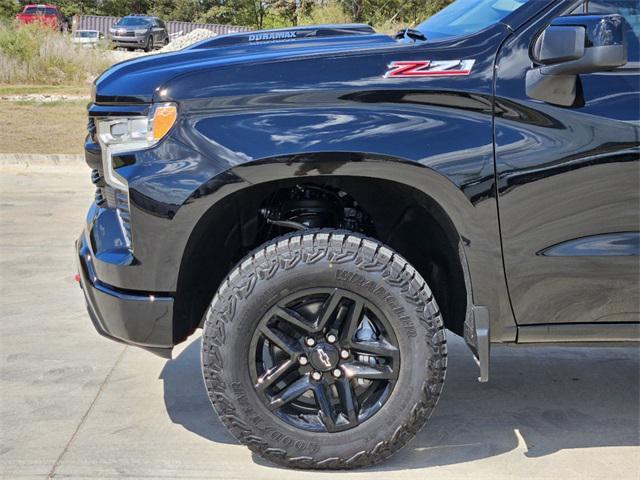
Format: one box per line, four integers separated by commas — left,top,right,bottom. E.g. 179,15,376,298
463,305,490,382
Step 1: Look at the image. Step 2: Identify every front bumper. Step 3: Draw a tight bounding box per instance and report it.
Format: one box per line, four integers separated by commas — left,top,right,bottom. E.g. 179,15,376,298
76,232,174,358
109,34,147,47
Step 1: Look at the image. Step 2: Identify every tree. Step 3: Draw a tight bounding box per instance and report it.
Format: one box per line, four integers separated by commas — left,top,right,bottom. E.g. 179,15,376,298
149,0,176,20
98,0,151,17
337,0,452,27
198,0,269,29
167,0,200,21
1,0,456,30
270,0,313,26
0,0,20,19
54,0,101,17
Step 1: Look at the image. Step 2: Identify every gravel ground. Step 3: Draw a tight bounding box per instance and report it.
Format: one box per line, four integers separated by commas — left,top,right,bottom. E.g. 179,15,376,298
109,28,220,63
0,159,639,479
0,94,88,102
160,28,218,52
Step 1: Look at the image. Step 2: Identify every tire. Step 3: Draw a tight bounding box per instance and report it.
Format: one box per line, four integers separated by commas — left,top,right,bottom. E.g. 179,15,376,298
144,36,152,52
202,231,447,469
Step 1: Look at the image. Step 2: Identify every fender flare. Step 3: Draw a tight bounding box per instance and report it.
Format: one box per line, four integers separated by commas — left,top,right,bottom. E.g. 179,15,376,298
172,152,516,343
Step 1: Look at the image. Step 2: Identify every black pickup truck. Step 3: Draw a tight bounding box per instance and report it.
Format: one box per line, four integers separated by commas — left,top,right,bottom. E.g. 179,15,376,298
77,0,640,469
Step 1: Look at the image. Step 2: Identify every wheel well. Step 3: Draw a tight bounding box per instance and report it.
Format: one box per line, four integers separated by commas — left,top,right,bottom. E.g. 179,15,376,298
173,176,468,344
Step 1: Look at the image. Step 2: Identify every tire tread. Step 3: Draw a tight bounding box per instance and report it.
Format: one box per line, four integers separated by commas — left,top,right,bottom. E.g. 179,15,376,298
202,231,446,469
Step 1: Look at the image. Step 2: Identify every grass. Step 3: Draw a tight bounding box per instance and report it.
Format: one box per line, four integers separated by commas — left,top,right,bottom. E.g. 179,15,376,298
0,100,88,154
0,23,102,154
0,22,111,85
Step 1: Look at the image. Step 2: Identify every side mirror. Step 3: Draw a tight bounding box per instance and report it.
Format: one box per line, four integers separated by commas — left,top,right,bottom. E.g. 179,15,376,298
526,14,628,106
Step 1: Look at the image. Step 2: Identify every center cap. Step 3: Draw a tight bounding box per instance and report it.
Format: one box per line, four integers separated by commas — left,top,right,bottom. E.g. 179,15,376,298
309,343,339,372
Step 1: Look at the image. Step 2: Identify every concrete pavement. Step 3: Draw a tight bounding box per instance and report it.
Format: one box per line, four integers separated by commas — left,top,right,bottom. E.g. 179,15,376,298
1,161,638,479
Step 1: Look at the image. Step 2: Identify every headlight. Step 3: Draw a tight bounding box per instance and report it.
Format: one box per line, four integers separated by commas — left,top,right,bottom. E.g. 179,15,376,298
134,29,149,35
95,103,177,190
96,103,177,149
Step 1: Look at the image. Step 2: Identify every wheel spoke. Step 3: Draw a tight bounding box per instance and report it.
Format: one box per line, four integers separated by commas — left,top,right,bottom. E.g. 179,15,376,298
259,323,301,356
273,306,313,333
255,359,296,392
351,339,399,360
314,382,338,432
342,360,396,380
340,298,364,343
268,375,313,410
335,378,358,427
315,289,343,332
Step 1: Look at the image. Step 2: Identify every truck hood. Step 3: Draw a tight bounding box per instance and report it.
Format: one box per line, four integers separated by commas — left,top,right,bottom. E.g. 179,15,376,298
94,24,398,104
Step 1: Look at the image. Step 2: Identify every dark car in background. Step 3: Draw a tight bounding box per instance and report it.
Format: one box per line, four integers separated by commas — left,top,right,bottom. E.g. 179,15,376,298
109,15,168,51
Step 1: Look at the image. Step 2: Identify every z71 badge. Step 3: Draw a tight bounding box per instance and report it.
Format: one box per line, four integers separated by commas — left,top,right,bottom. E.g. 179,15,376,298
385,59,475,78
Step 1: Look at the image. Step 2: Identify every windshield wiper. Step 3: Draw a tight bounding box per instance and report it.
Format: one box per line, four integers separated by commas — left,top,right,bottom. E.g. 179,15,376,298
395,28,427,43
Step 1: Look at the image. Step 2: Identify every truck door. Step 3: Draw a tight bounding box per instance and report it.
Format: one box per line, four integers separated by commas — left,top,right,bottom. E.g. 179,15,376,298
494,0,640,333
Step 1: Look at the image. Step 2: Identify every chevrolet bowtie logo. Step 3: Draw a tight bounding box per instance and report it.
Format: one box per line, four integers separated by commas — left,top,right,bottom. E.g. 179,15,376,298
317,348,331,368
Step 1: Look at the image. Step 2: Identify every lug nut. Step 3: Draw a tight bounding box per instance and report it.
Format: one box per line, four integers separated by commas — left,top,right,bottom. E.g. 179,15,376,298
299,356,308,366
333,368,342,378
305,337,316,347
340,349,349,359
311,371,322,381
326,333,337,343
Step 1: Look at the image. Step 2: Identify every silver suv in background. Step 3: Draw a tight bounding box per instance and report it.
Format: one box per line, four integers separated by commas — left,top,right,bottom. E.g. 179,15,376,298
109,15,169,52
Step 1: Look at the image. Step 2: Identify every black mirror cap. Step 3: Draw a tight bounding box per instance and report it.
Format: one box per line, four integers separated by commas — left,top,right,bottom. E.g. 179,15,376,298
533,14,628,64
533,14,628,75
552,13,627,48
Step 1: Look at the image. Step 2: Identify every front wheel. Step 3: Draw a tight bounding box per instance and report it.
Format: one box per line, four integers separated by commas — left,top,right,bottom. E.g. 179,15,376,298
202,231,447,469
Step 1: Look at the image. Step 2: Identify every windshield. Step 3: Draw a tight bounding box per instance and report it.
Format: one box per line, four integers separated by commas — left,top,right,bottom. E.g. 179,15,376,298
115,17,151,27
24,7,58,15
416,0,531,40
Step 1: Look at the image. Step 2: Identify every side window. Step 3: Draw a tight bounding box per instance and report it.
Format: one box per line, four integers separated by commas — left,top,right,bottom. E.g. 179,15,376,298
571,0,640,62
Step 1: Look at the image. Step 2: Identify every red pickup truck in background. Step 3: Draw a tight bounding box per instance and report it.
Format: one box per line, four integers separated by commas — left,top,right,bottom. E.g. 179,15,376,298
15,4,66,31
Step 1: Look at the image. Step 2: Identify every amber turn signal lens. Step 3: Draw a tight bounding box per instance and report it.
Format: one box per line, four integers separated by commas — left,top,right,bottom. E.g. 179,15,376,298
152,104,177,141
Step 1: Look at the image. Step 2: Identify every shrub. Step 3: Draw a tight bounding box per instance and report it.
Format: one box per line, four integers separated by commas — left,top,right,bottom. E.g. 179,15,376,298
299,2,352,26
0,21,112,84
0,0,19,20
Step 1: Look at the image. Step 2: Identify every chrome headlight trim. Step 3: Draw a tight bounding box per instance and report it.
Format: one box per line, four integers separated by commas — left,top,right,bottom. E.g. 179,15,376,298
95,117,148,190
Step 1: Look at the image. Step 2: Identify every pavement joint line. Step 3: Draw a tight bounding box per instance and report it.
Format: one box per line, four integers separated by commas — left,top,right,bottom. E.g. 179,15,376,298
47,346,129,479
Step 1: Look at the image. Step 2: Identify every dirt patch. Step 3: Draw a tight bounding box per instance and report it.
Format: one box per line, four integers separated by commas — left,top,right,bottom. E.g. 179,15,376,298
0,100,88,154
